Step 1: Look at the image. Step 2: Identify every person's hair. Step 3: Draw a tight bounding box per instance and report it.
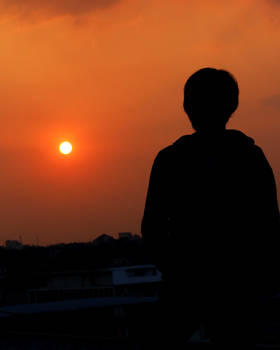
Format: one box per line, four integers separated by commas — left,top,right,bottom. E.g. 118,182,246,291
183,67,239,131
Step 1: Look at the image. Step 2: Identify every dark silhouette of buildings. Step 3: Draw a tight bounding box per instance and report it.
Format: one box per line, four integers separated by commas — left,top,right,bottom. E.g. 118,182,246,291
141,67,280,347
5,240,23,250
92,234,115,246
0,238,162,343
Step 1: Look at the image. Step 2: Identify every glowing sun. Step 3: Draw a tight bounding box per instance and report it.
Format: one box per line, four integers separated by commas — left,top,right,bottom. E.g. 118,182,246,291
59,141,72,155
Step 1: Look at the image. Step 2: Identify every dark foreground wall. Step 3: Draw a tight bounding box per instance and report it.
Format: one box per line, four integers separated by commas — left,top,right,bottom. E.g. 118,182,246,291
1,296,280,348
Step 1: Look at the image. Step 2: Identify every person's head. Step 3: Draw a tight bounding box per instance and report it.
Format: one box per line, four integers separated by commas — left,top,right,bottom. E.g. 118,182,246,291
183,67,239,132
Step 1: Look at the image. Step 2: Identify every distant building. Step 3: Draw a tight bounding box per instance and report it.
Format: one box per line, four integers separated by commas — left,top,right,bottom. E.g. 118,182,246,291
118,232,133,240
132,234,141,240
25,265,162,304
5,240,23,250
93,234,115,246
0,265,163,340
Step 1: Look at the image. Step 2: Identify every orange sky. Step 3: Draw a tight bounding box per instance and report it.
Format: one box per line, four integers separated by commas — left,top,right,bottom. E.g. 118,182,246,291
0,0,279,245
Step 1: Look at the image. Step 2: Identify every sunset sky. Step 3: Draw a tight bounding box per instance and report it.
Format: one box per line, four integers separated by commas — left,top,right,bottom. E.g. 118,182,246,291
0,0,279,245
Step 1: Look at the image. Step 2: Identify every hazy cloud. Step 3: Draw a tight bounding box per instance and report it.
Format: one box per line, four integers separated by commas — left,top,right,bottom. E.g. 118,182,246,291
0,0,121,18
261,94,280,109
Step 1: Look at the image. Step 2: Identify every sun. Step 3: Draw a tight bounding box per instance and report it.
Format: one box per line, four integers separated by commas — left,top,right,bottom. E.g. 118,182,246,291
59,141,72,155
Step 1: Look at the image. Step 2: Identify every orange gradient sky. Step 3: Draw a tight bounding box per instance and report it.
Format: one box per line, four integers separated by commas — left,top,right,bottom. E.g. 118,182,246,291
0,0,279,245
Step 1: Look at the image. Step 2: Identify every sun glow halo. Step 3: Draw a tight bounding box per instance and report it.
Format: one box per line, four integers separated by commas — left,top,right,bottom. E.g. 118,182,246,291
59,141,72,155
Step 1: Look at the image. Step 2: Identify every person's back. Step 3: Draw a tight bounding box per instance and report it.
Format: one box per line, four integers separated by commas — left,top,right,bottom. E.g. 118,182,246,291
141,68,280,347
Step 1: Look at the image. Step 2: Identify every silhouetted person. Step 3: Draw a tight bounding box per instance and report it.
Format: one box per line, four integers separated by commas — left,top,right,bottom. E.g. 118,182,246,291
141,67,280,348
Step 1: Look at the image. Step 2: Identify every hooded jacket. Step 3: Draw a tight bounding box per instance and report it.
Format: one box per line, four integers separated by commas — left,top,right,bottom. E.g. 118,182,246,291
141,129,280,296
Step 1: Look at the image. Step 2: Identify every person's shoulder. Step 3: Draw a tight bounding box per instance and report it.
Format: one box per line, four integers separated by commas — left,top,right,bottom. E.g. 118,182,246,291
230,129,265,156
154,134,192,161
227,130,273,169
